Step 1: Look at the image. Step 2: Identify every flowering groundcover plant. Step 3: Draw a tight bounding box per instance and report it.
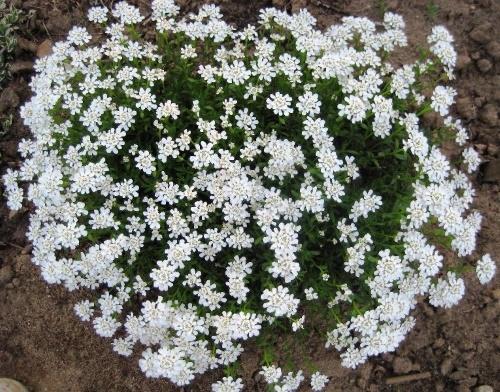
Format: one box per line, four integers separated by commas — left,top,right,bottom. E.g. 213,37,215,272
3,0,497,390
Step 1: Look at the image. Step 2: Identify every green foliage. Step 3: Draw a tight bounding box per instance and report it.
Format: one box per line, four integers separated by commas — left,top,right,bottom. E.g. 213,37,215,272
0,0,22,85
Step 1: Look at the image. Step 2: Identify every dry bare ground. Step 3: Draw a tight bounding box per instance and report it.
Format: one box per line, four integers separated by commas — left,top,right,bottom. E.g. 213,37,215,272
0,0,498,391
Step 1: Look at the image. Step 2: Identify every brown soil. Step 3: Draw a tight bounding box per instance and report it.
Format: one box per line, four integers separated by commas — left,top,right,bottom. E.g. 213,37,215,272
0,1,499,391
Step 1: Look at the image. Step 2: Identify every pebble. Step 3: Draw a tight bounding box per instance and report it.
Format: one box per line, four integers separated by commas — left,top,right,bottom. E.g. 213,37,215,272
476,59,492,73
449,368,471,381
491,288,500,300
16,37,37,53
475,386,494,392
486,41,500,59
0,87,20,113
392,356,413,374
440,358,453,375
0,379,28,392
291,0,307,13
0,265,14,287
0,141,19,160
482,159,500,183
45,9,71,35
487,143,499,157
474,144,487,154
272,0,286,6
482,301,499,320
9,61,34,74
455,97,476,120
469,23,492,44
433,338,445,349
479,104,498,126
457,53,472,70
37,39,53,58
460,377,478,389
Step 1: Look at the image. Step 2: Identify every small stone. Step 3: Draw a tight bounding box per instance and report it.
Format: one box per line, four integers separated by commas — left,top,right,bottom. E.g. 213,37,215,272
0,87,20,113
462,351,475,361
272,0,286,6
486,41,500,59
460,340,475,351
356,377,368,389
460,377,478,388
37,39,53,58
46,10,71,35
483,301,500,319
478,0,491,7
474,96,486,108
482,159,500,183
457,53,471,70
449,368,469,381
475,386,494,392
9,61,34,74
16,37,37,53
477,59,492,73
491,288,500,300
455,97,476,120
0,141,19,160
469,23,492,44
359,363,373,381
0,379,28,392
11,278,20,288
0,265,13,287
291,0,308,13
422,111,442,128
471,51,481,61
440,358,453,375
474,144,487,154
386,0,400,10
392,357,413,375
433,338,445,349
487,144,499,157
479,104,498,126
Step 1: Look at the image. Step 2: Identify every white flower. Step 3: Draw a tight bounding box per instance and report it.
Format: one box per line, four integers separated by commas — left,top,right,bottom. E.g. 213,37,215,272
338,95,368,123
296,91,321,117
67,26,91,46
260,365,282,384
261,285,299,317
157,100,180,120
88,6,108,23
430,85,456,116
311,371,329,391
462,147,480,173
266,92,293,116
211,376,244,392
292,315,305,331
133,88,157,111
235,108,258,131
476,254,496,284
113,106,136,131
222,60,251,85
135,150,156,174
429,272,465,308
304,287,318,300
74,300,94,321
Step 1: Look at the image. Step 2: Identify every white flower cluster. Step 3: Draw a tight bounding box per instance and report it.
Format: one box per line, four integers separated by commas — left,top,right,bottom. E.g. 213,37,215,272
260,365,306,391
3,0,496,389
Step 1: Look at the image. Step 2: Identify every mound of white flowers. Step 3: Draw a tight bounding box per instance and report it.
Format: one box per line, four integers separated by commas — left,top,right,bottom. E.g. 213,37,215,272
3,0,496,390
